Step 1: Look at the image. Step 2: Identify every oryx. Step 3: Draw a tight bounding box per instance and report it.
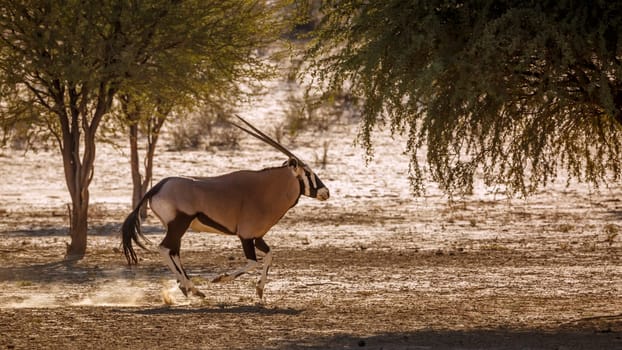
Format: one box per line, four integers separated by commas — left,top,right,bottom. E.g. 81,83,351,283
121,115,329,299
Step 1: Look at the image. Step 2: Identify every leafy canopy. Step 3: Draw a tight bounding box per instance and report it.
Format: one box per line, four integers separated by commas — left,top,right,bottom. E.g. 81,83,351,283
0,0,285,141
304,0,622,196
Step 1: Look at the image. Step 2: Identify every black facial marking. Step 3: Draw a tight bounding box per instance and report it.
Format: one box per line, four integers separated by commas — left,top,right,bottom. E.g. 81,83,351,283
304,170,318,197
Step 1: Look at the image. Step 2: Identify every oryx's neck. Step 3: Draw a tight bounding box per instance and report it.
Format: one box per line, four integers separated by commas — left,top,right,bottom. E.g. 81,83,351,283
229,165,301,239
255,165,302,207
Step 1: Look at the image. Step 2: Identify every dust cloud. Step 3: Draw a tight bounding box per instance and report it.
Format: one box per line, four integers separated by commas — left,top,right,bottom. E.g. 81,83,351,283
73,279,147,307
1,279,152,308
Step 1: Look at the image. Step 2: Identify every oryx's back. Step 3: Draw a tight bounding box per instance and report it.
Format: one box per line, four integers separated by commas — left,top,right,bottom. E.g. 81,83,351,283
148,166,301,239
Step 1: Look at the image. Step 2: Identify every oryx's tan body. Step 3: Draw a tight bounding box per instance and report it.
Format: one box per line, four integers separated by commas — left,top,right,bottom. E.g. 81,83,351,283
149,166,301,240
121,114,329,300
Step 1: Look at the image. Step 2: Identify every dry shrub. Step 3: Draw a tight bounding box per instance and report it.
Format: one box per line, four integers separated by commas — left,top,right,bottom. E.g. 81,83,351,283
283,89,359,138
168,110,240,151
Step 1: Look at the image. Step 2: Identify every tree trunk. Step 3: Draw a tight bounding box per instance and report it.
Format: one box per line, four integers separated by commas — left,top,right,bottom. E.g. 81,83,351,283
66,198,89,259
61,122,96,260
125,99,167,220
129,122,144,211
61,138,93,260
56,82,114,260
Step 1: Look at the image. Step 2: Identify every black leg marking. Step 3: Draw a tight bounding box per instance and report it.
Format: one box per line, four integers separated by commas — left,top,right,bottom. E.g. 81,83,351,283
160,212,194,255
254,238,270,254
241,238,257,261
168,251,183,275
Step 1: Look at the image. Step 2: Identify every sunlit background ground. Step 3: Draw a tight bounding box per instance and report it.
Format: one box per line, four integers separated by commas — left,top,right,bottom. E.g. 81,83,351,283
0,78,620,349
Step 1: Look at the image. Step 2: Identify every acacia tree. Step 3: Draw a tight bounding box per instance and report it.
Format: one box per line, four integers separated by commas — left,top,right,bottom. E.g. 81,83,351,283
0,1,131,258
304,0,622,196
116,0,280,216
0,0,284,259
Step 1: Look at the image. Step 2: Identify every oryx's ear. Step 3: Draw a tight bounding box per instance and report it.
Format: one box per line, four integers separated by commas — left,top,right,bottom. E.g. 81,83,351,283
287,158,299,168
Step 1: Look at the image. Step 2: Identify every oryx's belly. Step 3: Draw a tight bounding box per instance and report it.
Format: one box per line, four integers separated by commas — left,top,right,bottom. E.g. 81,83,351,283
189,217,234,235
190,219,221,234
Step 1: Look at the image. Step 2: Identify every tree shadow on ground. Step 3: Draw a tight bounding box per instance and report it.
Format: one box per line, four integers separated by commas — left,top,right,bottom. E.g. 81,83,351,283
274,325,622,350
0,259,140,284
1,223,163,237
124,304,302,317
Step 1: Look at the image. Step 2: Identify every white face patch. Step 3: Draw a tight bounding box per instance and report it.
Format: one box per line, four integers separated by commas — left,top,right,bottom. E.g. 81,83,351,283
308,168,318,189
291,163,327,199
301,171,311,196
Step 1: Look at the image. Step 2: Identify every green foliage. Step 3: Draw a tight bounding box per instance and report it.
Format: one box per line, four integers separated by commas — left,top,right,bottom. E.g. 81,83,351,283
304,0,622,196
116,0,287,111
110,0,287,151
0,0,287,142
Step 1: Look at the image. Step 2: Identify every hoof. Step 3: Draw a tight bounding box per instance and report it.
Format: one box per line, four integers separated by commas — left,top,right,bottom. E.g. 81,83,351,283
192,289,206,298
177,281,196,297
256,285,264,299
212,274,233,283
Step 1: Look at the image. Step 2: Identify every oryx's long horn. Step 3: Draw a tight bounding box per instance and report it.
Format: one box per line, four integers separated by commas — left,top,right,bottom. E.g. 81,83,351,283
229,114,304,165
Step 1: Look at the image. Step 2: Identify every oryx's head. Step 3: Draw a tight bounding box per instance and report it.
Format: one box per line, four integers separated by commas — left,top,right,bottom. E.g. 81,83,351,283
230,115,330,201
285,158,329,201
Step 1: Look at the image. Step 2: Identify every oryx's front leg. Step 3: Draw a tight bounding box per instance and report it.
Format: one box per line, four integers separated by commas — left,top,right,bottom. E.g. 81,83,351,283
254,238,272,299
211,238,260,283
211,237,273,299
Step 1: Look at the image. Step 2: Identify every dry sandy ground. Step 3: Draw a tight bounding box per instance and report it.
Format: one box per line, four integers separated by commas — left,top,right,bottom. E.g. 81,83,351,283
0,80,621,349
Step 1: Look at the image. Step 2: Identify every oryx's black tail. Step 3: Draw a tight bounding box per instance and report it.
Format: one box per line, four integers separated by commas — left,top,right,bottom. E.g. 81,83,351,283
121,178,170,265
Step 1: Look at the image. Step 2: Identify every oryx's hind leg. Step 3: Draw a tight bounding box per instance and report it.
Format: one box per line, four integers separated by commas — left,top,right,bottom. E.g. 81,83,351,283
159,212,205,298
